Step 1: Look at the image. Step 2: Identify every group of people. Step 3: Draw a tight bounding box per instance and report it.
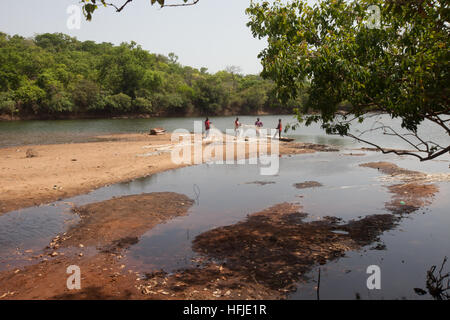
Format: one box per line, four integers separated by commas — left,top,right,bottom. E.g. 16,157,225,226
204,117,283,139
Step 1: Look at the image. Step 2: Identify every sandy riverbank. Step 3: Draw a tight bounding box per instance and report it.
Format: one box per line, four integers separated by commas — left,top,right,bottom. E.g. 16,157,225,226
0,132,319,215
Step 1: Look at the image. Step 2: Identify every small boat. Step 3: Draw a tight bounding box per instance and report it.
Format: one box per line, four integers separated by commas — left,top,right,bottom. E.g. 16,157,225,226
149,128,166,135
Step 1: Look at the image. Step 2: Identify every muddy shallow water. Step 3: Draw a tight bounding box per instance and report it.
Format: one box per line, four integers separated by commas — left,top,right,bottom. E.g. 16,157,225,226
0,150,449,299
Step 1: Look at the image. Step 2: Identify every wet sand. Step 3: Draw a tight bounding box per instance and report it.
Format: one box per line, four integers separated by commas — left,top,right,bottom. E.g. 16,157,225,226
55,192,194,249
0,133,313,215
0,192,195,299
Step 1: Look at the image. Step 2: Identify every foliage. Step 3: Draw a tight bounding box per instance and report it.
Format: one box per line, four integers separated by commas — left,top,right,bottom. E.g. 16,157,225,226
0,91,17,117
0,32,303,118
247,0,449,160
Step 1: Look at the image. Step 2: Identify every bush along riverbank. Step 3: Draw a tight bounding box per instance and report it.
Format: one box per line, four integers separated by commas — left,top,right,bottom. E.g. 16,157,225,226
0,32,308,120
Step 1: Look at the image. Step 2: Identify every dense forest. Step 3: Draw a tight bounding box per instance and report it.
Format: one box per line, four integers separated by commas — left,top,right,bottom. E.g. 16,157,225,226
0,32,304,119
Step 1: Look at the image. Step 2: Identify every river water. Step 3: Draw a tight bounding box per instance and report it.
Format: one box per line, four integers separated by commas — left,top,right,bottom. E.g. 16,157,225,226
0,115,449,300
0,114,448,150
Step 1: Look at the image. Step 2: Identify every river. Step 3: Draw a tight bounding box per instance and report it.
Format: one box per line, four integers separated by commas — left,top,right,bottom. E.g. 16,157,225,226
1,114,448,151
0,114,449,300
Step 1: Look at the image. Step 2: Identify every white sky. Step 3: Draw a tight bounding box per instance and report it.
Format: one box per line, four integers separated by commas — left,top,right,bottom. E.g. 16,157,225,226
0,0,316,74
0,0,262,74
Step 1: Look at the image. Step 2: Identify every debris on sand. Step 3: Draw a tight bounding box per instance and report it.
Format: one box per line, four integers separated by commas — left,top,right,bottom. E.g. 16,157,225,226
414,256,450,300
0,291,15,299
101,237,139,254
343,153,366,156
278,137,295,142
360,147,416,154
244,181,276,186
294,181,323,189
292,143,339,152
26,148,38,158
380,173,450,184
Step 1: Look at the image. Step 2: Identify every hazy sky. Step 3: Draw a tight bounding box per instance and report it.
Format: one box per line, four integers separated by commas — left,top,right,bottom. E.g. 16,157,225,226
0,0,276,75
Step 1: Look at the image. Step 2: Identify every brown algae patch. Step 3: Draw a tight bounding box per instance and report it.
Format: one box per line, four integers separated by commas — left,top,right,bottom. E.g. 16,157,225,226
137,203,400,299
291,142,339,152
360,162,424,178
53,192,194,250
1,199,403,300
386,183,439,214
360,162,440,214
294,181,323,189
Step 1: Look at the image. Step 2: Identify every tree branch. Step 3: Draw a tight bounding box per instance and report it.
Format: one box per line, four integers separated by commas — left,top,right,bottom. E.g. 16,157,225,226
332,111,450,161
105,0,200,12
426,114,450,135
162,0,200,8
346,132,450,161
106,0,133,12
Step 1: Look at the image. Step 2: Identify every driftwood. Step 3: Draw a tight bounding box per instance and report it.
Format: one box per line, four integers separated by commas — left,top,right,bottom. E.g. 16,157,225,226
279,137,294,142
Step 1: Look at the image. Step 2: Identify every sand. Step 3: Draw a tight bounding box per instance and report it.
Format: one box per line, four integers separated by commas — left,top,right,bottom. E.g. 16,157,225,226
0,133,313,215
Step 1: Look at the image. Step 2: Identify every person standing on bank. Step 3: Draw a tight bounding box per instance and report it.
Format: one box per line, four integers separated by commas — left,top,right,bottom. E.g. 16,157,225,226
204,117,211,139
255,117,263,136
234,117,241,137
274,119,282,139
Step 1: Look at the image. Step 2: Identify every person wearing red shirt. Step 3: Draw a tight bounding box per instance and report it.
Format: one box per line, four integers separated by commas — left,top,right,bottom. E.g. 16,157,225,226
275,119,282,139
234,117,241,137
204,117,211,139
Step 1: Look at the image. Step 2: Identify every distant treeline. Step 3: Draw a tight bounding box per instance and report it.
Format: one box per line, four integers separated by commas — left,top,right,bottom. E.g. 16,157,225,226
0,32,307,119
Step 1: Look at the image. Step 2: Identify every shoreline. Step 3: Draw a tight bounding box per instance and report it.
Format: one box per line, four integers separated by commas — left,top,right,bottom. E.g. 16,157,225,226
0,132,317,215
0,111,291,122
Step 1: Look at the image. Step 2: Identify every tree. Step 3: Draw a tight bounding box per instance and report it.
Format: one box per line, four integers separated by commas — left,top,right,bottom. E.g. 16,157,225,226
0,92,17,118
133,97,153,113
48,91,74,113
225,65,243,91
193,76,228,115
35,33,76,52
15,80,46,114
168,52,179,64
104,93,132,113
247,0,449,161
0,31,292,118
71,78,101,111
